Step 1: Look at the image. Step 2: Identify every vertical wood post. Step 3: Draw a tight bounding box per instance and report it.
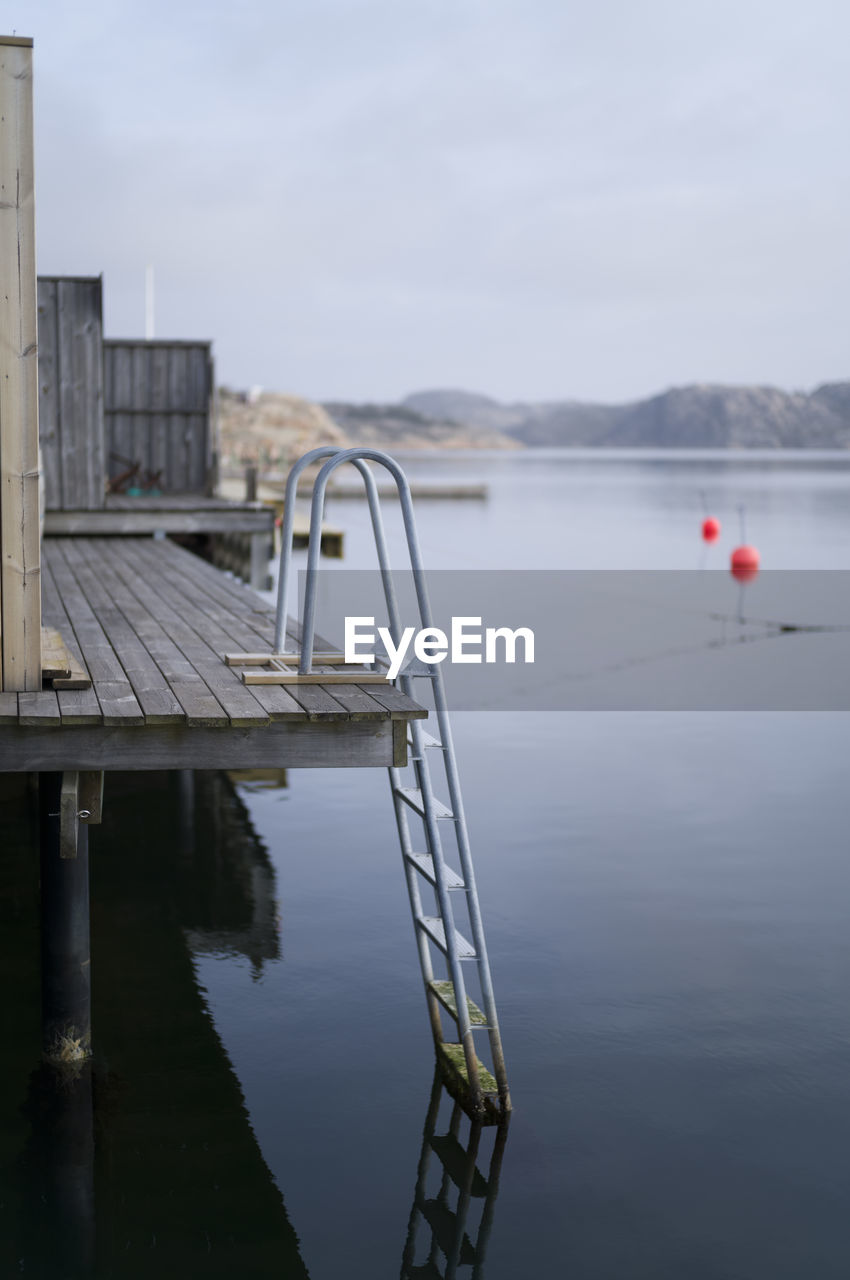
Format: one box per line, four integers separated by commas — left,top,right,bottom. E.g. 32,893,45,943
0,36,41,692
39,772,92,1062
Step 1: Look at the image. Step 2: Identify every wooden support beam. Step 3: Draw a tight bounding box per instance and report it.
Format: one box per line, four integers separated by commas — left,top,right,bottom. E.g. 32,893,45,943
59,770,80,859
2,718,402,771
78,770,104,823
39,771,92,1062
0,36,41,691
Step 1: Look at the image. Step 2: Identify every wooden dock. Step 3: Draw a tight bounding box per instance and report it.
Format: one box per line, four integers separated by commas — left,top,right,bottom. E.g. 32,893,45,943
43,494,273,537
0,536,425,773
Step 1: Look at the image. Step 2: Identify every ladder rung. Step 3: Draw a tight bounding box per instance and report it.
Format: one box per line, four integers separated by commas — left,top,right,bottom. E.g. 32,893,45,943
410,729,444,751
417,917,476,958
428,1134,488,1196
421,1200,476,1264
406,852,464,890
438,1043,499,1095
428,979,488,1027
394,788,454,820
405,1263,443,1280
401,660,435,678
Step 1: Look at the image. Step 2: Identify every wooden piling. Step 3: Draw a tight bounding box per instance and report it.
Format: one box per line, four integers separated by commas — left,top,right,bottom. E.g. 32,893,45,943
0,37,41,692
39,772,92,1062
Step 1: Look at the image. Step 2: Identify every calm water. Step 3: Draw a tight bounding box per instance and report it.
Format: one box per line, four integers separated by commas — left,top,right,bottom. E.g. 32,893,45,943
2,450,850,1277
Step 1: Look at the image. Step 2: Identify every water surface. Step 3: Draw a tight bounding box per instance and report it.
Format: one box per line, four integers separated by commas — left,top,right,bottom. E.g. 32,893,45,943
3,450,850,1277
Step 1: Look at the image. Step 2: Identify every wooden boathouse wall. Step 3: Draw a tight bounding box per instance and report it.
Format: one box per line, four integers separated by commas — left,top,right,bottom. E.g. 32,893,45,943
37,277,105,511
0,37,41,693
103,339,216,496
37,276,216,507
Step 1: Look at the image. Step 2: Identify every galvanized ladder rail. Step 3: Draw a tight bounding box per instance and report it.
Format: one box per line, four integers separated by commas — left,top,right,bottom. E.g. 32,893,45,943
400,1070,508,1280
276,447,510,1117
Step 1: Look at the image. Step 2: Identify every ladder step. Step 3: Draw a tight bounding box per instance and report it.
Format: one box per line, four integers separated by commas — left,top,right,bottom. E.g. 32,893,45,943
401,659,435,678
421,1200,477,1264
409,729,444,751
394,788,454,820
405,1263,443,1280
428,980,488,1027
438,1043,499,1096
428,1134,488,1196
417,917,476,958
406,852,465,890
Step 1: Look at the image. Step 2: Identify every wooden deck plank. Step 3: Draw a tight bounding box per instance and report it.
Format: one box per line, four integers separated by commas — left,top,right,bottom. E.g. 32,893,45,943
18,690,61,727
45,542,145,727
41,554,103,724
0,692,19,724
158,535,272,615
57,540,186,724
282,615,426,718
219,596,426,719
122,544,305,723
309,667,391,721
125,540,356,722
89,540,270,728
73,540,230,727
106,538,301,722
360,683,430,720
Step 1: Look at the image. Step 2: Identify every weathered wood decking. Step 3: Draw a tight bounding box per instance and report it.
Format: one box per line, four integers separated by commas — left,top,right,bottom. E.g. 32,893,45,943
43,493,273,536
0,537,425,772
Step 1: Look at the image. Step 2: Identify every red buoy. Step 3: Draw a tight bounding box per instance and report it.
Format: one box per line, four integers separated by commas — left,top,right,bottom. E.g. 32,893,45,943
702,516,720,542
730,544,760,583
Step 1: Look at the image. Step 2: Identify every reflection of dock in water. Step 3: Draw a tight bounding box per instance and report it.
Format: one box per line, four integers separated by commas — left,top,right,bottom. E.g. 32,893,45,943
2,772,511,1276
178,770,282,974
3,770,309,1278
402,1069,509,1280
90,770,304,1275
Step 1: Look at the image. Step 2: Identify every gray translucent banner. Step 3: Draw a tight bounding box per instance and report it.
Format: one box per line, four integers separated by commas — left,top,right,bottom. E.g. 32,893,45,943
297,570,850,710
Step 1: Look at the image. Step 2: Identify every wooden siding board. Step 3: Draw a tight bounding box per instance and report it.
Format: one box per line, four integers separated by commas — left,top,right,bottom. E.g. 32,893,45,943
102,340,213,495
83,279,105,508
37,278,61,509
55,278,104,509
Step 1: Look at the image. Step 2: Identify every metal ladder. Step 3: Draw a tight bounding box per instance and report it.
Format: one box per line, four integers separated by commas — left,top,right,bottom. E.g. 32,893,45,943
276,447,510,1119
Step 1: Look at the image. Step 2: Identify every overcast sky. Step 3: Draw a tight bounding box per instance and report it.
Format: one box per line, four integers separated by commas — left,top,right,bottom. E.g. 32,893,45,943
16,0,850,403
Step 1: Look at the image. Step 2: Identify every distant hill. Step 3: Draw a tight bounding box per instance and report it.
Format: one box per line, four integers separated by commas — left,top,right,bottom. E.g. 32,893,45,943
397,383,850,449
322,399,518,449
220,381,850,465
218,388,347,469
